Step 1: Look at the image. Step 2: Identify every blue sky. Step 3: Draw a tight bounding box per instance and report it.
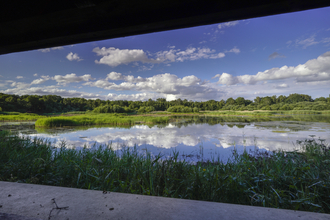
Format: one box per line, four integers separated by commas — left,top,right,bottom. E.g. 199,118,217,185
1,7,330,101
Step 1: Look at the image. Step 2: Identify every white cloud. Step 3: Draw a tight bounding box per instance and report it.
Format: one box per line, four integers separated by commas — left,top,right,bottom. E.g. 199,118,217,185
156,47,227,63
39,48,50,53
51,47,64,50
38,46,64,53
1,85,103,99
214,51,330,85
218,21,239,29
10,81,30,89
66,52,83,61
33,73,38,77
87,72,223,101
94,46,230,67
322,37,330,43
138,64,154,71
274,83,289,89
296,72,330,82
106,93,161,101
93,47,160,67
295,35,318,49
16,76,23,79
214,73,239,85
105,72,146,83
225,47,240,54
31,75,50,85
53,73,94,84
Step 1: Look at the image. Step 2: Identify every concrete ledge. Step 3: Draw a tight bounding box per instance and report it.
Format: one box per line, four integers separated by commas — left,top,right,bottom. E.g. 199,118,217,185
0,181,329,220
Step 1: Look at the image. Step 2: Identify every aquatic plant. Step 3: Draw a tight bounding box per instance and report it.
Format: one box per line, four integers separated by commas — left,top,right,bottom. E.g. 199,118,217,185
0,113,46,121
0,130,329,213
35,114,169,127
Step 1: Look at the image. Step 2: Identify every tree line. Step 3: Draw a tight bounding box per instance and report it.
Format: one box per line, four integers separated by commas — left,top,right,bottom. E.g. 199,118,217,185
0,93,329,114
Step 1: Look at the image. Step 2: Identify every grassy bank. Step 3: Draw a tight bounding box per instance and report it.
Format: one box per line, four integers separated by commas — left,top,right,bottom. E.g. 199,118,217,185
0,112,46,121
35,113,169,127
0,130,329,213
1,110,330,123
205,110,330,116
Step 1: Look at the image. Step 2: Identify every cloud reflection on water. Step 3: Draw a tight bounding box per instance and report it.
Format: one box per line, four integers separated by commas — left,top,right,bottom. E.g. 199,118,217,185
18,119,330,163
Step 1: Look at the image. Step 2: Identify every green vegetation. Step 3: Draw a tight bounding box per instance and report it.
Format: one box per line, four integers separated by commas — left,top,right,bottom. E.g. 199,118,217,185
1,130,329,213
1,93,330,114
35,114,169,127
92,104,133,113
138,106,155,114
167,105,199,113
0,112,46,121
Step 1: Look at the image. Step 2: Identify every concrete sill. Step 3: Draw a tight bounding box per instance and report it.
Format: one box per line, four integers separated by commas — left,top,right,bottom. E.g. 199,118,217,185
0,181,329,220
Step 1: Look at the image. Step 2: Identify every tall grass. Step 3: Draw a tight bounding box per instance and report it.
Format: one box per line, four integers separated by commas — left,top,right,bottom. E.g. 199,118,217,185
0,113,46,121
35,114,169,127
0,130,329,213
205,111,275,116
205,110,330,116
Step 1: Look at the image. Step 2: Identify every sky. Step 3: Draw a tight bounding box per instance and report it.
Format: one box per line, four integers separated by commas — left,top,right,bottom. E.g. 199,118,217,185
0,7,330,101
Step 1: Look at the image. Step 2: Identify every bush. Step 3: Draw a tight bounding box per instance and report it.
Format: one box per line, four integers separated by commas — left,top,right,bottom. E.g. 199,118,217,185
138,106,155,113
167,105,197,113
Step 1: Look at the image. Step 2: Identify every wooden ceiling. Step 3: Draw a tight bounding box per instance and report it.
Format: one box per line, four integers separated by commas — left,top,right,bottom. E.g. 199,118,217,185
1,0,329,55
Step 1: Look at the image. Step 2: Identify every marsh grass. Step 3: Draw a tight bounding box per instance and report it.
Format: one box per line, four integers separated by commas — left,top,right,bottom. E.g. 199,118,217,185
35,114,169,127
205,110,330,116
0,113,46,121
0,130,329,213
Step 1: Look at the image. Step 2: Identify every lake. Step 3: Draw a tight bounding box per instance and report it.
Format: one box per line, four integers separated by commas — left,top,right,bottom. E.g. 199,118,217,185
1,115,330,163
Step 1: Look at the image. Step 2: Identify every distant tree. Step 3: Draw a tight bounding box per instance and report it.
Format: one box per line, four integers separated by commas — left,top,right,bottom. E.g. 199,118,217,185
254,96,261,104
235,97,245,106
226,98,236,106
277,95,287,103
314,97,327,102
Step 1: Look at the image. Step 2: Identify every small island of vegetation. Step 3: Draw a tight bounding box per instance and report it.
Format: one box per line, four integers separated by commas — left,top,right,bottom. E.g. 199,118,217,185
0,92,330,127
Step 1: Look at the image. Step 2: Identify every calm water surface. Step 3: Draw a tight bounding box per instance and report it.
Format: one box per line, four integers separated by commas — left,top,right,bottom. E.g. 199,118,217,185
2,115,330,163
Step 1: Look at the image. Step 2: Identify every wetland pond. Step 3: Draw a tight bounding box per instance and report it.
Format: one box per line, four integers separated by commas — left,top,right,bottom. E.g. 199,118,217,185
1,115,330,163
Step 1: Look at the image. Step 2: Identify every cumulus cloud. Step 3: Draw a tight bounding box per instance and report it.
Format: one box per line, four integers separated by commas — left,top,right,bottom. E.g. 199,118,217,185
53,73,94,84
214,51,330,85
93,47,160,67
38,47,64,53
86,72,223,101
296,72,330,82
0,85,103,99
31,75,50,85
268,52,286,60
66,52,82,61
218,21,239,29
213,73,238,85
33,73,38,77
94,46,230,67
274,83,289,89
106,93,162,101
16,76,23,79
106,72,146,83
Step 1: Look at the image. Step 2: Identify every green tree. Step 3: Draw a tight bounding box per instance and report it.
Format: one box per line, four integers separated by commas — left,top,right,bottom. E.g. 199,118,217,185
235,97,245,106
225,98,235,106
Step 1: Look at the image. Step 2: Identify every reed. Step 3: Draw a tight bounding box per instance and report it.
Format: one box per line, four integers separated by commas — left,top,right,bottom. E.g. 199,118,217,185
35,114,169,127
1,130,329,213
0,113,46,121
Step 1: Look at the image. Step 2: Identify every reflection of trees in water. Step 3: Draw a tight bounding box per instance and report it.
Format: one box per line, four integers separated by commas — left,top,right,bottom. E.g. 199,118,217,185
170,115,330,130
2,115,330,135
171,115,330,124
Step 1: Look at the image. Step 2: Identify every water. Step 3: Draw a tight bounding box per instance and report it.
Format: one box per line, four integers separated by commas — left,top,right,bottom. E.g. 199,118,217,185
1,115,330,163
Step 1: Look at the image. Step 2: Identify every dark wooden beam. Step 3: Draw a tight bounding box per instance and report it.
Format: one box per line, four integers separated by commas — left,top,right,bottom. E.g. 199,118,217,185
1,0,329,55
